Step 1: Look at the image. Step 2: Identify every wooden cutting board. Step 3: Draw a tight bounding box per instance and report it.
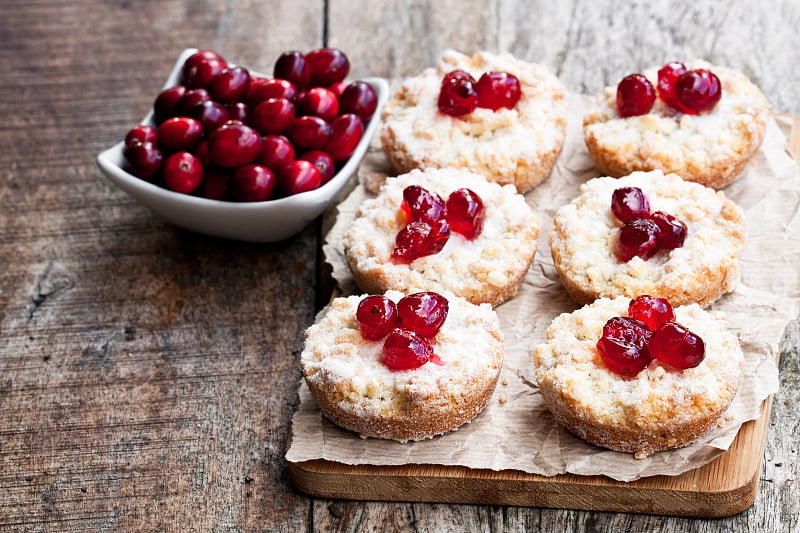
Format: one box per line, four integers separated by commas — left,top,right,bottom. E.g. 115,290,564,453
288,116,800,518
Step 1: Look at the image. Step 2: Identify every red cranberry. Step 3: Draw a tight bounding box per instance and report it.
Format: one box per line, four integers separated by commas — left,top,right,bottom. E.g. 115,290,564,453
290,115,332,150
339,81,378,120
207,122,263,168
652,211,687,250
274,51,310,89
611,186,651,222
616,73,656,118
650,322,705,369
616,218,661,262
194,141,210,166
182,56,226,90
442,70,476,86
391,219,450,262
224,102,249,124
657,62,688,110
305,48,350,86
298,87,339,121
356,295,399,340
438,75,478,116
476,71,522,110
674,69,722,114
278,160,322,196
257,134,296,172
156,117,204,153
596,316,653,376
125,125,158,148
189,99,231,134
123,141,163,179
250,97,295,135
248,77,297,104
627,295,675,331
299,150,335,184
182,50,227,77
201,166,231,200
230,164,276,202
397,292,449,338
176,88,211,116
325,114,363,162
328,81,348,98
163,151,203,194
209,66,251,103
153,85,186,122
401,185,446,224
382,328,433,371
446,188,484,239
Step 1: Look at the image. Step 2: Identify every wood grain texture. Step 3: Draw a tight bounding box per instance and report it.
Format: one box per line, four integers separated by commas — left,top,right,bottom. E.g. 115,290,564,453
0,0,798,531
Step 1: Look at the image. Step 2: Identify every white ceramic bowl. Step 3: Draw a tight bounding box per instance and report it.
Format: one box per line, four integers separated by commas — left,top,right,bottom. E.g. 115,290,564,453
97,48,388,242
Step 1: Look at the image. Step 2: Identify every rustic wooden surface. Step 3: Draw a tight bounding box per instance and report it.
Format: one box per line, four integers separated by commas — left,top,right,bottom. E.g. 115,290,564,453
0,0,798,531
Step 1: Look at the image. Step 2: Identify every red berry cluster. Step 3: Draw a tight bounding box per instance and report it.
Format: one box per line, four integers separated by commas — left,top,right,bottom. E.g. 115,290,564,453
437,69,522,116
611,187,687,262
391,185,485,262
596,295,705,377
616,61,722,118
122,48,378,201
356,292,449,371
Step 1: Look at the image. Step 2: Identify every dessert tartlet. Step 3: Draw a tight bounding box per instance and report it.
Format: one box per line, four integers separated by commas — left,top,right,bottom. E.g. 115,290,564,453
381,50,568,193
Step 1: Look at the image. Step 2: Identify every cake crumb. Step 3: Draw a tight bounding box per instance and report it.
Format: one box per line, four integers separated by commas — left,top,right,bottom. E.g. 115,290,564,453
498,394,507,404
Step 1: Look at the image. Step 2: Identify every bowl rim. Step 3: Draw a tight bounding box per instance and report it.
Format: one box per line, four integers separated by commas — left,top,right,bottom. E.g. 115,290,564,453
96,47,389,214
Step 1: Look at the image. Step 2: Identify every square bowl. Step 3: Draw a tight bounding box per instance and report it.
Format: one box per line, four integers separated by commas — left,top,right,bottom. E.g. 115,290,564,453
97,48,388,242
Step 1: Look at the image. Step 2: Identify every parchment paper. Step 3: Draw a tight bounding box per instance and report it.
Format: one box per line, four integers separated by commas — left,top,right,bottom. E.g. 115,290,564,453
286,94,800,482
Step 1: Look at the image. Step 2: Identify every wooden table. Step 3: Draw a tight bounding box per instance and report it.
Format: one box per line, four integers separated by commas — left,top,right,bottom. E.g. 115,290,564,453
1,1,798,530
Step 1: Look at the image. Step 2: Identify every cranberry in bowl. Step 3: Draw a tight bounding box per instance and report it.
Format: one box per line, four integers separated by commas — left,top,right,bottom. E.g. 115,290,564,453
97,48,388,242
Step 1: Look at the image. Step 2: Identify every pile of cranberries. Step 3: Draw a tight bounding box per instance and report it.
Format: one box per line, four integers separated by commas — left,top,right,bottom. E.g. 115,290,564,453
122,48,378,201
616,61,722,118
611,186,687,262
437,69,521,116
391,185,485,262
596,295,705,377
356,292,449,371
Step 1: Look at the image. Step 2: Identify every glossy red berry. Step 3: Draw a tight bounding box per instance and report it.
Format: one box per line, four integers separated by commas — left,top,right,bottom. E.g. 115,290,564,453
650,322,705,370
401,185,446,224
125,125,158,147
445,188,484,239
596,316,653,376
611,186,651,222
224,102,249,124
229,164,276,202
328,81,348,98
438,75,478,116
392,219,450,262
442,70,476,86
250,97,295,135
627,295,675,331
209,66,251,103
176,88,212,116
298,87,339,121
194,140,210,166
123,141,162,179
274,51,310,89
163,151,203,194
397,292,449,338
616,73,656,118
153,85,186,122
339,81,378,121
616,218,661,262
382,328,433,371
299,150,335,184
200,166,231,200
356,295,399,340
476,71,521,110
188,99,231,134
674,69,722,114
651,211,687,250
305,48,350,86
156,117,204,153
182,54,226,90
207,122,263,168
290,115,332,150
257,134,296,172
278,159,321,196
657,62,688,111
325,114,363,162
